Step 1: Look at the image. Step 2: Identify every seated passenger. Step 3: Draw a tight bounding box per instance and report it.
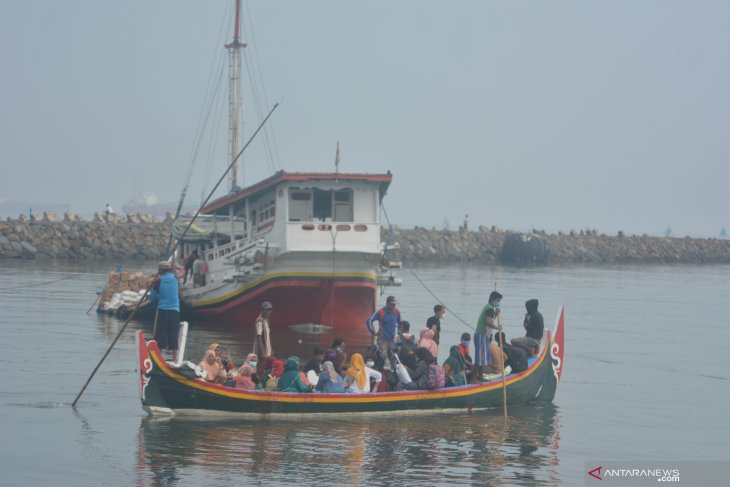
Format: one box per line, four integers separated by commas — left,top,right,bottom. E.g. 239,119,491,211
277,357,313,393
487,331,509,374
418,327,439,362
405,348,435,390
323,338,347,375
198,350,227,384
259,355,276,379
209,343,236,372
260,358,283,391
511,299,544,357
235,364,256,390
243,353,260,385
458,333,474,381
364,344,384,371
315,361,346,393
396,321,418,371
495,331,528,373
302,346,326,375
344,353,382,393
442,345,467,386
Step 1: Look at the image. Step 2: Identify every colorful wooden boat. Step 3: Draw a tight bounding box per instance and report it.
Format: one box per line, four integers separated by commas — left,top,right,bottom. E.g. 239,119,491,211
136,306,565,416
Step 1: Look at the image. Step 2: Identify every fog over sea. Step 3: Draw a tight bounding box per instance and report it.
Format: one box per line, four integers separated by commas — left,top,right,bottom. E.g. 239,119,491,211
0,259,728,486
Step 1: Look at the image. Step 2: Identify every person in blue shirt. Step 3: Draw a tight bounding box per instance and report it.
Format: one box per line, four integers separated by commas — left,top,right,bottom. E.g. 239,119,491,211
365,295,401,372
149,260,181,363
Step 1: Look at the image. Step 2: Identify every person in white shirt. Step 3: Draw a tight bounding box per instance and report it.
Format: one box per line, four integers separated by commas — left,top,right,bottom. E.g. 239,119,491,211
105,203,114,215
344,353,381,393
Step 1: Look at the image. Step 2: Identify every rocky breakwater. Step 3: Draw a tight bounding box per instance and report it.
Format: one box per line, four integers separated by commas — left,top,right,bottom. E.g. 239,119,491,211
386,226,730,265
0,212,172,259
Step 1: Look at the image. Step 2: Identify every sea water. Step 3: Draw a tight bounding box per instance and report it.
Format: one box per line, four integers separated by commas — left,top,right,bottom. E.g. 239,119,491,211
0,259,728,486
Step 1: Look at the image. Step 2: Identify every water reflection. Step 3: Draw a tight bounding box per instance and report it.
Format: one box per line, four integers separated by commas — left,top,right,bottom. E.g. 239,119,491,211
135,404,561,486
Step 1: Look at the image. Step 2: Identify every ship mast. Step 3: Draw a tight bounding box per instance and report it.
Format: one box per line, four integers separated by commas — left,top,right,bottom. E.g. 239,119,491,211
225,0,247,193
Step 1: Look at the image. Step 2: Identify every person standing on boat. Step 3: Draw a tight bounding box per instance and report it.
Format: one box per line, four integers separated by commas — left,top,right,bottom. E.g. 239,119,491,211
150,260,181,363
253,301,273,360
365,295,401,371
426,304,445,345
473,291,502,383
182,249,199,285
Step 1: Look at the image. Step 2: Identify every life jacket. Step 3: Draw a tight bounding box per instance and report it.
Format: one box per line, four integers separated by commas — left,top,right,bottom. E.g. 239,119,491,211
426,363,445,389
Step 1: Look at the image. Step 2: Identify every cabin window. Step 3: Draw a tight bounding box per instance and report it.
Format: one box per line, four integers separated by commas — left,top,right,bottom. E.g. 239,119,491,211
334,189,353,222
289,190,312,222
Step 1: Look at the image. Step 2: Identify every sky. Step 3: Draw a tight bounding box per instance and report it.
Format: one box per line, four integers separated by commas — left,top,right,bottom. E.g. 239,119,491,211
1,0,729,237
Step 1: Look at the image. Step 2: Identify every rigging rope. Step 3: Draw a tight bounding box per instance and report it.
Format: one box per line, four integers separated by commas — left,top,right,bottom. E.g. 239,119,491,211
0,275,77,292
380,203,476,332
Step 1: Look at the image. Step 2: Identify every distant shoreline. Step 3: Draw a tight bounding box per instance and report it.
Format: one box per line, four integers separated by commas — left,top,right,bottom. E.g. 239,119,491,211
1,212,729,264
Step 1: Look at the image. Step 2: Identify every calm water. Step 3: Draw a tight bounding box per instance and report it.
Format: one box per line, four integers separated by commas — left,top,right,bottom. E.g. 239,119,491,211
0,259,728,486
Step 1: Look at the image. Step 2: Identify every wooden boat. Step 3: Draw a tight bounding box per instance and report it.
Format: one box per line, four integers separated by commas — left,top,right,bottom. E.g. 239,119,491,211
135,306,565,416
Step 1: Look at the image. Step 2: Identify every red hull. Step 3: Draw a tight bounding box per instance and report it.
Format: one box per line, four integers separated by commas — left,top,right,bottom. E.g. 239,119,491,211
190,278,377,330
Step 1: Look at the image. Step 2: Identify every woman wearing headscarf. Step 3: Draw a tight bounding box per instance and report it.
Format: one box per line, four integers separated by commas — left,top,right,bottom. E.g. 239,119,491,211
442,345,467,386
418,327,439,361
315,361,346,393
235,364,256,390
405,348,435,390
209,343,236,372
277,357,312,393
198,350,226,384
261,359,283,391
344,353,382,394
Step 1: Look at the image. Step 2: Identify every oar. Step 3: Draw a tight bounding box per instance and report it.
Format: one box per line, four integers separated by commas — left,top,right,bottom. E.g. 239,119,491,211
495,282,507,417
71,103,280,408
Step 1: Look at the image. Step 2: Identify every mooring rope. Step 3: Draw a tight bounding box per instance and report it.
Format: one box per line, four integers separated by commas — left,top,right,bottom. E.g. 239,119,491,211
380,203,475,332
0,274,77,292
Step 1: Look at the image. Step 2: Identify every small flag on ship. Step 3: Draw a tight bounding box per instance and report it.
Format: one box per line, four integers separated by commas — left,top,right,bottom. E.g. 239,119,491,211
335,141,341,173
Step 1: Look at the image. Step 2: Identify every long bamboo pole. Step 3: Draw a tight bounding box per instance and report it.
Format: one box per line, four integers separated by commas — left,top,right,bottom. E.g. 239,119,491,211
495,282,507,417
72,103,279,408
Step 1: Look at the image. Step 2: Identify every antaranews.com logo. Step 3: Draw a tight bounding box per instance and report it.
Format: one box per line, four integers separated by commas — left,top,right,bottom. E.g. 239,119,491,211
585,461,728,486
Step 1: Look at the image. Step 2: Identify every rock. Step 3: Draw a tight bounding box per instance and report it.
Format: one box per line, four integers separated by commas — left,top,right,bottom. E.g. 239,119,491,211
20,241,37,258
43,212,60,222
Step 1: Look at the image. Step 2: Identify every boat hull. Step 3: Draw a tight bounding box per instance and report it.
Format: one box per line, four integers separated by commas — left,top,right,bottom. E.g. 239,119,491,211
182,255,379,328
135,306,564,415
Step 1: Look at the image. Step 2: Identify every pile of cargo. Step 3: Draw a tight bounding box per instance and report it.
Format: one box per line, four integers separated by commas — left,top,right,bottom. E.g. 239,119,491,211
98,270,156,314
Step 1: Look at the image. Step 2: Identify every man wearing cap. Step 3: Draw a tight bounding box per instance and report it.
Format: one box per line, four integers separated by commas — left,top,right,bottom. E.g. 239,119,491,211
150,260,181,363
253,301,273,360
365,295,401,371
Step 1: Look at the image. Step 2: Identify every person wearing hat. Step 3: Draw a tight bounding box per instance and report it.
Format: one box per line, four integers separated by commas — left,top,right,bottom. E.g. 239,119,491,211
150,260,181,363
253,301,273,361
365,295,401,372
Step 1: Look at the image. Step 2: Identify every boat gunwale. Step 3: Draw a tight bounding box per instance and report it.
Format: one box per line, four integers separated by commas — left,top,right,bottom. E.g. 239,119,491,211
144,329,551,405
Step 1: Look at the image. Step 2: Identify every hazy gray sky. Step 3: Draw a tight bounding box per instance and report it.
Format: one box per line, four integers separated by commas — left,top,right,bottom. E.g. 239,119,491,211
2,1,728,237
